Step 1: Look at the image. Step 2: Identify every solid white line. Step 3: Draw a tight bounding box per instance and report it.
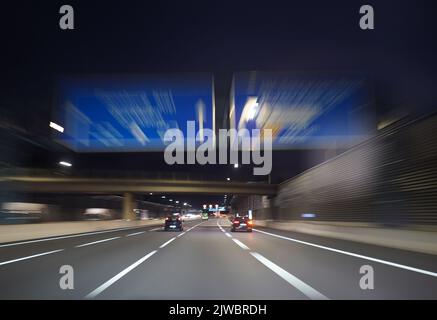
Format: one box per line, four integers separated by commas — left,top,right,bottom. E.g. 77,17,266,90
225,233,232,238
0,225,159,248
75,237,120,248
0,249,64,266
254,229,437,278
126,231,145,237
177,232,186,237
159,237,176,249
232,238,250,250
250,252,329,300
149,227,162,231
85,250,157,299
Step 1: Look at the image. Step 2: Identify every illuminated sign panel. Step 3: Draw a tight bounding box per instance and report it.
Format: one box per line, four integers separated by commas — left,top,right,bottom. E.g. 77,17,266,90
54,73,213,151
231,72,375,149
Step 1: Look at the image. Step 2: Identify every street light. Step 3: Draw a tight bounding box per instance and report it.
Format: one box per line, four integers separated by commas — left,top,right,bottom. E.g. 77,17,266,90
49,122,64,133
149,193,153,195
59,161,72,167
226,177,231,181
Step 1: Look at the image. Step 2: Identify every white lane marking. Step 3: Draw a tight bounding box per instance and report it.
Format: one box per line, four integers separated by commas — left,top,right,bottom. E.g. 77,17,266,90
126,231,145,237
225,233,232,238
186,221,204,232
0,249,64,266
177,232,186,238
85,250,157,299
75,237,120,248
0,225,161,248
232,238,250,250
159,237,176,249
254,229,437,278
250,252,329,300
149,227,162,231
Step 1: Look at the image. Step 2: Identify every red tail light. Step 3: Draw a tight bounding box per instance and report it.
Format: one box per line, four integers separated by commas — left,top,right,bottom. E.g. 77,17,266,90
233,220,239,224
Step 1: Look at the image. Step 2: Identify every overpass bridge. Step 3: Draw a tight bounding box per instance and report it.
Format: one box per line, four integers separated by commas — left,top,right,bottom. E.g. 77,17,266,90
0,175,277,195
0,175,277,219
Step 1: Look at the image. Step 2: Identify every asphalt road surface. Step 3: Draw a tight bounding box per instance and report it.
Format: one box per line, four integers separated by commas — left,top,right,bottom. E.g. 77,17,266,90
0,218,436,299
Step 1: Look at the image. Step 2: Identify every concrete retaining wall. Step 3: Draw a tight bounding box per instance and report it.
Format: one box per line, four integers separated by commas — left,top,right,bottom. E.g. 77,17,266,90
255,220,437,255
0,219,164,244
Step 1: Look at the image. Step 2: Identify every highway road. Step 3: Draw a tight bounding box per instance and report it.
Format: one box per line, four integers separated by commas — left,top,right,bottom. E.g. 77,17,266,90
0,218,436,299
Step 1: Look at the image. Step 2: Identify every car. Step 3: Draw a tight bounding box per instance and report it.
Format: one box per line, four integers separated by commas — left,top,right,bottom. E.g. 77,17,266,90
230,216,253,232
164,214,183,231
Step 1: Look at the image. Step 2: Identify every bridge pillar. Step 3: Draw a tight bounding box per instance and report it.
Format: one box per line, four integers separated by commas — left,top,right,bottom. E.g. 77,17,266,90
122,192,136,220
